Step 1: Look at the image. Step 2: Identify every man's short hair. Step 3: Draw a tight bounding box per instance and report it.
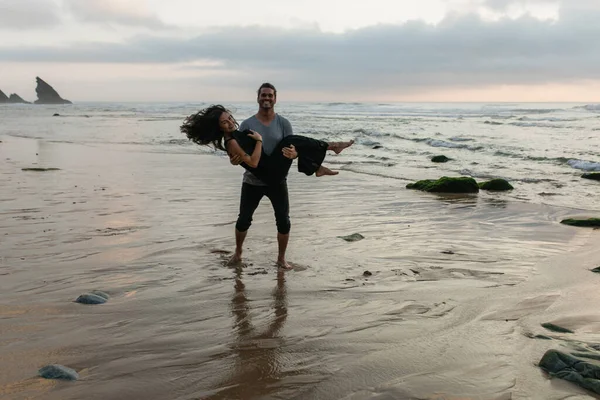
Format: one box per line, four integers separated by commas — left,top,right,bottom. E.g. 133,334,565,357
257,82,277,97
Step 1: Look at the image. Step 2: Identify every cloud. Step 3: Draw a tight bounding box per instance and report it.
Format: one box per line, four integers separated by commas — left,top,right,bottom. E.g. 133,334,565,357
0,3,598,95
0,0,62,30
63,0,167,29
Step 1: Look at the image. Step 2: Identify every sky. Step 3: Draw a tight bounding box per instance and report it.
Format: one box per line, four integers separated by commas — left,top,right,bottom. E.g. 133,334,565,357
1,0,599,102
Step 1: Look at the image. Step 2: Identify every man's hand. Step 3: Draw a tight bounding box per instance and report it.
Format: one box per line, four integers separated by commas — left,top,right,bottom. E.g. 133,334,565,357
230,154,242,165
282,145,298,159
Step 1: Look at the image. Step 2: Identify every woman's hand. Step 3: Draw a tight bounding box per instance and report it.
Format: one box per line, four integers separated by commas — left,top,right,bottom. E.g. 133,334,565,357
247,130,263,142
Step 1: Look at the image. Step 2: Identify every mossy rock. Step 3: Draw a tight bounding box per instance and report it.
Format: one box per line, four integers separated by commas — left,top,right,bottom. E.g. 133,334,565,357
560,218,600,228
406,176,479,193
478,179,514,191
590,267,600,273
431,155,450,163
582,173,600,181
541,322,573,333
21,167,61,172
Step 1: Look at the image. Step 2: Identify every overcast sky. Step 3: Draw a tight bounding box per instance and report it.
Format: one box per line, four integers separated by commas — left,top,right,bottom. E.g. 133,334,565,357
1,0,599,102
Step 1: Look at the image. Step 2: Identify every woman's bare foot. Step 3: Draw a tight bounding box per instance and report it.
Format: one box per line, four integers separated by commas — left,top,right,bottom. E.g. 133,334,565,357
316,165,339,177
328,140,354,154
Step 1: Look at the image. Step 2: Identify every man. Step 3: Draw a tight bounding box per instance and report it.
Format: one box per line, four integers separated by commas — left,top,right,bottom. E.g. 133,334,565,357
228,83,298,270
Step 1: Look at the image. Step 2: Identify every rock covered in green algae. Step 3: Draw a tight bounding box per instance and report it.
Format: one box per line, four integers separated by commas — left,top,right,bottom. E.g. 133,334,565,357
590,267,600,273
539,350,600,394
560,218,600,228
478,179,514,191
406,176,479,193
338,233,365,242
39,364,79,380
582,173,600,181
542,322,574,333
75,291,109,304
431,155,450,163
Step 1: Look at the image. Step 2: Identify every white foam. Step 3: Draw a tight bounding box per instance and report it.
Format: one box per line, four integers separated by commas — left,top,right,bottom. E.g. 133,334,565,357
567,159,600,171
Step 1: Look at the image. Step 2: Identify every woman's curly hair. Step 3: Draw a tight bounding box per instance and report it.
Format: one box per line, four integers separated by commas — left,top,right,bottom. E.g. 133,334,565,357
180,104,237,151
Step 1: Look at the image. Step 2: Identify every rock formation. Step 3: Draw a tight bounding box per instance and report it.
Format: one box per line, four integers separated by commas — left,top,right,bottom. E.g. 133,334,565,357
0,89,8,103
8,93,31,104
34,77,72,104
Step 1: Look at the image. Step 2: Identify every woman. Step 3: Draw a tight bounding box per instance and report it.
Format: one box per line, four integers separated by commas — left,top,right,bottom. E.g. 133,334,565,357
181,105,353,185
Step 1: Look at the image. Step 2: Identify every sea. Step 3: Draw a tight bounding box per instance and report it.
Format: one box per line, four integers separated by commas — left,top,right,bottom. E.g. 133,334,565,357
2,101,599,211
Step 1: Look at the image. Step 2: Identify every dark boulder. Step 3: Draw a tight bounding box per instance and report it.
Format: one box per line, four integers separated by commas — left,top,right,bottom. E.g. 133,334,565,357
34,77,72,104
561,218,600,228
406,176,479,193
582,173,600,181
478,179,514,191
431,155,450,163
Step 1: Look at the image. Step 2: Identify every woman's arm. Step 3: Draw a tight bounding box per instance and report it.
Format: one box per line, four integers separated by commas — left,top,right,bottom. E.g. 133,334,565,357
226,131,262,168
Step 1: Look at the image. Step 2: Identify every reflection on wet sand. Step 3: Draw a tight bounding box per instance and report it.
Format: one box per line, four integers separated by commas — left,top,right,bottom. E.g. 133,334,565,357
207,269,288,399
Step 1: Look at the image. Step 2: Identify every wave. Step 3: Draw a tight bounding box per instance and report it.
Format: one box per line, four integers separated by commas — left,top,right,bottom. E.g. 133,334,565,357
517,116,577,122
509,122,567,129
573,104,600,112
567,159,600,171
507,108,560,114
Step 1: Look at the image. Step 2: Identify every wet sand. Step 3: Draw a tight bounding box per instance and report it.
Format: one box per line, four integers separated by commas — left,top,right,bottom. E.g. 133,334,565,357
1,136,600,399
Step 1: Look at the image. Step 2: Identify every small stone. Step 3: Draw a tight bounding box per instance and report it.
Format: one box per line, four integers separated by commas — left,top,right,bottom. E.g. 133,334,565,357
441,250,455,254
590,267,600,273
75,293,107,305
363,270,372,277
338,233,365,242
39,364,79,380
53,113,60,117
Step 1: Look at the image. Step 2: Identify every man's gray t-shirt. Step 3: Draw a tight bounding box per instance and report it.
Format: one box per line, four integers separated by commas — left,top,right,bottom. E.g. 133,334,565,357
239,114,293,186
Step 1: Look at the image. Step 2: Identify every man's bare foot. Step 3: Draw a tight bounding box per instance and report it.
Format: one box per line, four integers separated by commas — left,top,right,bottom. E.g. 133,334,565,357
328,140,354,154
316,165,339,177
277,260,294,270
226,253,244,267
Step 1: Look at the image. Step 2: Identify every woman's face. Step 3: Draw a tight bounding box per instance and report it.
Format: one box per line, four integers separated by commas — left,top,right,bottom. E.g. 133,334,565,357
218,111,236,134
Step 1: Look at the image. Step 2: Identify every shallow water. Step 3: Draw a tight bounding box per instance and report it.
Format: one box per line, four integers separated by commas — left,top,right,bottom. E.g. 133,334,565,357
1,103,600,399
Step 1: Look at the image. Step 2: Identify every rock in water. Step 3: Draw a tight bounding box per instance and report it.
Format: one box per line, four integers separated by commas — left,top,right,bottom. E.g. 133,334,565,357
478,178,514,191
0,88,8,103
431,155,450,163
34,77,72,104
406,176,479,193
338,233,365,242
560,218,600,228
75,293,108,304
582,173,600,181
8,93,31,104
538,350,600,394
39,364,79,380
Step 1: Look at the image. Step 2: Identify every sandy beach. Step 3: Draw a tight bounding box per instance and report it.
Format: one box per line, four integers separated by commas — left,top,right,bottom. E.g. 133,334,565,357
1,134,600,400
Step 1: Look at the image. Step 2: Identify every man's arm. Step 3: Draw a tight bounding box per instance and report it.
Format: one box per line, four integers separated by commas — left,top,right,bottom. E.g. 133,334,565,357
281,117,298,159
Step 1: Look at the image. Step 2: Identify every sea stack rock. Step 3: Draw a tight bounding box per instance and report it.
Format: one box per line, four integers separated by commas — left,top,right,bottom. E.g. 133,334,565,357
0,89,8,103
34,77,72,104
8,93,31,104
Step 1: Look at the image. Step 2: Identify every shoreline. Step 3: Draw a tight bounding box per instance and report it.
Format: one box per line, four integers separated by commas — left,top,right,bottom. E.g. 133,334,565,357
1,135,600,399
